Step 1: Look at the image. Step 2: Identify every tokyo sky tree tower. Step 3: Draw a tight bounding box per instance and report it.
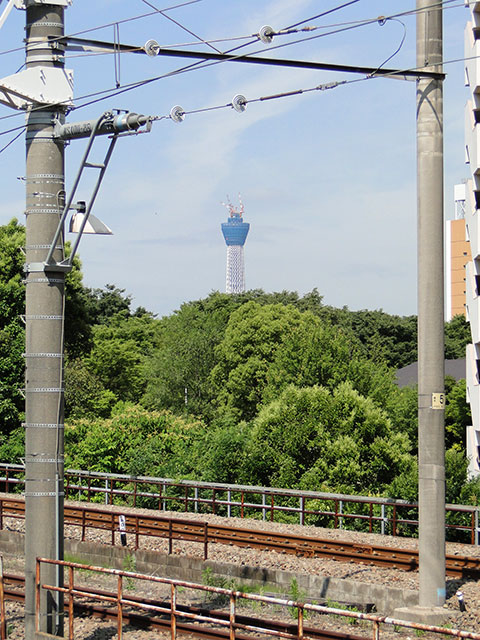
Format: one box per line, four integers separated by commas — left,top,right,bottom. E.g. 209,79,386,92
221,196,250,294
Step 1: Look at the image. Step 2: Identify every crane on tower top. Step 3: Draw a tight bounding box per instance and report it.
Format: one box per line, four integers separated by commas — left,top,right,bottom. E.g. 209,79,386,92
221,194,244,218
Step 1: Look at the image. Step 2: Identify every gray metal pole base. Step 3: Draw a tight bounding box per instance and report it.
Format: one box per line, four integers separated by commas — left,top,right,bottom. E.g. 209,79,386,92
393,606,452,626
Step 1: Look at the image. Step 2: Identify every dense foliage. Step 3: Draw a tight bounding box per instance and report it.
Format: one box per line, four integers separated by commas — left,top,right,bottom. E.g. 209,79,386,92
0,218,478,508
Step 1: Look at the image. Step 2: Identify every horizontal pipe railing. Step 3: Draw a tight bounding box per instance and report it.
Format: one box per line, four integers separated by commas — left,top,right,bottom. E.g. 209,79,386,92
36,557,480,640
0,463,478,544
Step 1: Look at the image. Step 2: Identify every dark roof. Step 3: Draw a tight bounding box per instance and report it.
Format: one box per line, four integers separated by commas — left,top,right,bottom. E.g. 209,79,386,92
395,358,466,388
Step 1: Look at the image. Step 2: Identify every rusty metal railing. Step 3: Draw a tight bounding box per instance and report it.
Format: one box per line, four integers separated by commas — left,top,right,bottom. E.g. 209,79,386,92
35,557,480,640
0,463,478,544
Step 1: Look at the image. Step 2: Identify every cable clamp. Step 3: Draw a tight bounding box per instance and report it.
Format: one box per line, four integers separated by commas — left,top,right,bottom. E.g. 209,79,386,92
26,244,62,250
25,174,64,180
25,457,64,464
24,208,63,215
23,352,63,358
22,315,63,320
22,278,65,284
24,492,64,497
22,387,64,393
22,423,64,429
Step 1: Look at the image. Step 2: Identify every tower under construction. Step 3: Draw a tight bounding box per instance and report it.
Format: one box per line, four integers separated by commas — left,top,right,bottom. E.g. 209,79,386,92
221,197,250,293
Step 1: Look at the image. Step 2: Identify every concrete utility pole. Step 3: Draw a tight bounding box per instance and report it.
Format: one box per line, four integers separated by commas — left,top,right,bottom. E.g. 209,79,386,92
416,0,446,613
24,2,66,637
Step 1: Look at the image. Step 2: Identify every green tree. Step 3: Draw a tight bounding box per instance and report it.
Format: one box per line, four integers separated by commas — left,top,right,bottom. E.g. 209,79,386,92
86,313,159,402
82,284,133,326
384,384,418,448
0,219,25,437
143,292,235,417
64,358,117,419
64,250,93,357
445,314,471,360
143,289,326,419
313,306,418,369
241,384,413,495
444,377,470,450
264,312,397,408
211,302,307,421
65,403,206,478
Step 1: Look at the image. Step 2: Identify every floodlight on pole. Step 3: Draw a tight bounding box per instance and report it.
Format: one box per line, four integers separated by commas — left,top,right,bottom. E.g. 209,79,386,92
69,211,112,235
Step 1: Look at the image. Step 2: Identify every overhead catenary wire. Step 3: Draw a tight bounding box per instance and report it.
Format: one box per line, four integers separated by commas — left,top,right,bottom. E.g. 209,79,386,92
0,128,22,154
61,0,463,111
0,0,207,59
0,75,363,157
367,18,407,76
62,0,464,61
0,0,464,62
0,38,467,132
279,0,460,34
140,0,222,54
282,0,364,31
0,0,467,129
0,0,465,73
0,32,474,157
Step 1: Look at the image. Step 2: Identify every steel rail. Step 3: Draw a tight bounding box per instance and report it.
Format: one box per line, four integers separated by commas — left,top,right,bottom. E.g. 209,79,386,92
3,565,480,640
0,573,365,640
1,463,478,544
0,497,479,578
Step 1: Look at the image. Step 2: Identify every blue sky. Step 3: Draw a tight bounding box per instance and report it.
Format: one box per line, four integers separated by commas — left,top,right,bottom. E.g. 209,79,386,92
0,0,469,317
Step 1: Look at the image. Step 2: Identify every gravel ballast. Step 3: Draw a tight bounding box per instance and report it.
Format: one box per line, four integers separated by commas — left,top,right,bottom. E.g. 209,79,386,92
1,498,479,638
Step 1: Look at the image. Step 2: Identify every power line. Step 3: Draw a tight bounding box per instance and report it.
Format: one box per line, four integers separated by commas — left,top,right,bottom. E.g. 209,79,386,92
282,0,363,31
0,128,22,155
0,123,26,137
66,0,463,112
64,34,254,59
0,37,471,155
0,0,466,127
139,0,222,54
0,0,464,62
0,0,206,59
368,18,407,76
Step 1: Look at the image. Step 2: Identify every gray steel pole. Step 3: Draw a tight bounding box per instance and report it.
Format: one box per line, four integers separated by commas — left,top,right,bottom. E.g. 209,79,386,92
24,3,66,637
416,1,446,608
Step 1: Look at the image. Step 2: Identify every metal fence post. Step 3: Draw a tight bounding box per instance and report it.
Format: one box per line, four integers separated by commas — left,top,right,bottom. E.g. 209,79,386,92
229,592,236,640
117,575,123,639
0,556,5,640
171,583,177,640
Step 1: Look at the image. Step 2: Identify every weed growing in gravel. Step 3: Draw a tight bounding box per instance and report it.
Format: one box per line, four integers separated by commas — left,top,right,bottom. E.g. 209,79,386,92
202,567,239,605
123,553,136,590
63,553,107,579
325,598,363,626
288,578,310,620
201,568,263,607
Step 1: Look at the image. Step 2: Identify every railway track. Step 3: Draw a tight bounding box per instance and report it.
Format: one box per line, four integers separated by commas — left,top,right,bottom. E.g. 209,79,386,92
1,496,479,578
1,573,365,640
